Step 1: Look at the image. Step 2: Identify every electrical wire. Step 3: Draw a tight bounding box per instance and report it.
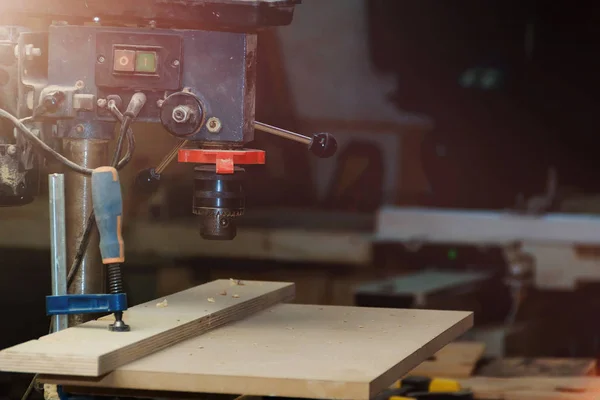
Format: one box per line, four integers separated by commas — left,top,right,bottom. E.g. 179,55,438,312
111,117,132,166
0,107,137,176
0,108,94,175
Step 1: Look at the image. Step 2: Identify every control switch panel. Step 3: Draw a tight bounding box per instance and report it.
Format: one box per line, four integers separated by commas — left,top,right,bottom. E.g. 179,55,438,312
113,48,158,74
96,31,182,90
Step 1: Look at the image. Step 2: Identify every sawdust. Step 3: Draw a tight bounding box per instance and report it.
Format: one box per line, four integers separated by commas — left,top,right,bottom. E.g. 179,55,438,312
229,278,245,286
207,297,215,303
232,294,240,298
156,299,168,308
220,290,227,296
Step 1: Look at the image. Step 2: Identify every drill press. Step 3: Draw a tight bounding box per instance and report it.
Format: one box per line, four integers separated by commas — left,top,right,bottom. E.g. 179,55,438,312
0,0,336,327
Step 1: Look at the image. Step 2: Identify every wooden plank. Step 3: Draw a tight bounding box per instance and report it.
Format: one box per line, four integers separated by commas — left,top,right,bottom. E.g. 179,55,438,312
459,377,600,400
407,342,485,378
479,358,597,377
0,280,294,377
42,305,473,400
376,207,600,245
504,391,599,400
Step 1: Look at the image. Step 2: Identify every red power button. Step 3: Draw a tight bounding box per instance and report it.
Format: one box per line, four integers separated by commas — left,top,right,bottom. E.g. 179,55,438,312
113,49,135,72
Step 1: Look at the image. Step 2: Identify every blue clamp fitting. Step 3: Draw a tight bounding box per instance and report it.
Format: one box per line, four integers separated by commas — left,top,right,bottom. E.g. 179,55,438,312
46,293,127,316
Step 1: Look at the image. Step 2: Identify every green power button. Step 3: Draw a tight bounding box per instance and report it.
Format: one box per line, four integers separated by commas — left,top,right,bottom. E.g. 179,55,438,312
135,51,157,73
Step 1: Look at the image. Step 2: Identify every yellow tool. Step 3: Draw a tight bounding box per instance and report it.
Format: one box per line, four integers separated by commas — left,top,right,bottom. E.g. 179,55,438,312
379,376,470,400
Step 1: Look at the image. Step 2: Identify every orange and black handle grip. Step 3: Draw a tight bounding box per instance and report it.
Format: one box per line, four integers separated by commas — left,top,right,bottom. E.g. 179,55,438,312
92,166,125,264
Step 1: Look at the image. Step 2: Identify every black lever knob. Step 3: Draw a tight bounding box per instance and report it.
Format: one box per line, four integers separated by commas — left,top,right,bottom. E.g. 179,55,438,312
135,168,161,194
309,132,337,158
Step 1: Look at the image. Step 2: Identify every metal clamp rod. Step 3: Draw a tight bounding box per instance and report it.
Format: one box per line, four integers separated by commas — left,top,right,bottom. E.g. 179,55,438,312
254,121,311,145
48,173,68,332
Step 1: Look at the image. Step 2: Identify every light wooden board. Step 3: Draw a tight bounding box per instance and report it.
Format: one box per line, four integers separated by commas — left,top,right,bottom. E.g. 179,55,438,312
376,207,600,245
42,305,472,400
479,358,597,377
459,377,600,400
407,341,485,378
0,280,294,377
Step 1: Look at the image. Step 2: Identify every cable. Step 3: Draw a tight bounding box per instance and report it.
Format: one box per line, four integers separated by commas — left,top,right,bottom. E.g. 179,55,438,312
0,108,94,176
111,116,132,166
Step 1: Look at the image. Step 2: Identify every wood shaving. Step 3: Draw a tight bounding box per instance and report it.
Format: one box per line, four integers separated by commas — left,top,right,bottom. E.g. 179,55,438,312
207,297,215,303
359,325,364,328
229,278,245,286
220,290,227,296
198,346,204,349
232,294,240,298
156,299,168,308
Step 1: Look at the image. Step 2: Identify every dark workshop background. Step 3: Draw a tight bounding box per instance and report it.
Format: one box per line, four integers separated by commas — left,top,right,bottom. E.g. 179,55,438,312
3,0,600,382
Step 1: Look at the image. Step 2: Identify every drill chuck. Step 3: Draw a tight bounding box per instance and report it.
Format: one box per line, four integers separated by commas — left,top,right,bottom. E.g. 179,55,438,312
193,165,245,240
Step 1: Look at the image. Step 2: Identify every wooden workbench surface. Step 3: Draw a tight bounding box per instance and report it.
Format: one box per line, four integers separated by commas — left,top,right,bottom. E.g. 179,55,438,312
43,304,472,400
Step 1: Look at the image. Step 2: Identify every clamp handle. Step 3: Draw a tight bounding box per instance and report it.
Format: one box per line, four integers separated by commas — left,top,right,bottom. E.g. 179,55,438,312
92,167,124,264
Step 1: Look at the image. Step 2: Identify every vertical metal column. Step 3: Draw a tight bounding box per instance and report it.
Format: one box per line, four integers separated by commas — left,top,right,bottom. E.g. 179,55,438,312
63,138,109,326
48,173,68,332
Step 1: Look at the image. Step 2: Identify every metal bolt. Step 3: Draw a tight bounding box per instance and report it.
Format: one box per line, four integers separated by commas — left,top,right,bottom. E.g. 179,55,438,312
156,99,164,108
172,105,192,124
75,125,85,134
172,60,180,68
97,98,107,108
75,80,85,89
207,117,222,133
7,145,17,155
97,55,106,64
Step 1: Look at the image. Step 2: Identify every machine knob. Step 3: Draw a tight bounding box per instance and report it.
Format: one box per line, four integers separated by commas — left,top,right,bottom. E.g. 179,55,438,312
309,132,337,158
159,92,205,137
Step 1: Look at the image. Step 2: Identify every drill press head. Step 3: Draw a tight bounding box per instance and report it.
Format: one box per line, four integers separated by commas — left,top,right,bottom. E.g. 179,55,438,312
0,0,302,239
